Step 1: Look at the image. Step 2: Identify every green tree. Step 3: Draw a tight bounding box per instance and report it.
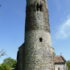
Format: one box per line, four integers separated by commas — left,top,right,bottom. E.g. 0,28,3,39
0,64,11,70
66,60,70,70
2,57,16,70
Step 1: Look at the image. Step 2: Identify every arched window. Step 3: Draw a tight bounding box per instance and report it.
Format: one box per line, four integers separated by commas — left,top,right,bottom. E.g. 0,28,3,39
36,3,43,11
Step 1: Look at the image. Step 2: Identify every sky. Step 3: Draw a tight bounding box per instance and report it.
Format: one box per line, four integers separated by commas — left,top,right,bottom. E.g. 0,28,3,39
0,0,70,63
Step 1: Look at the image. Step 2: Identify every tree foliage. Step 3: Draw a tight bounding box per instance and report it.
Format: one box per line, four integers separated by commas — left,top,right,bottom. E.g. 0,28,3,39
3,57,16,68
0,57,17,70
66,60,70,70
0,64,11,70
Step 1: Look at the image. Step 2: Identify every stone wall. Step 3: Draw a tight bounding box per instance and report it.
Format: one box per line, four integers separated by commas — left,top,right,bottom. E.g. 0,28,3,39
16,0,54,70
54,64,67,70
24,30,54,70
25,0,50,32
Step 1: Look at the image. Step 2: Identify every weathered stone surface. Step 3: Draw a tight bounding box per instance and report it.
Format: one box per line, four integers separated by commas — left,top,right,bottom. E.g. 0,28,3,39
24,31,54,70
25,0,50,32
16,0,54,70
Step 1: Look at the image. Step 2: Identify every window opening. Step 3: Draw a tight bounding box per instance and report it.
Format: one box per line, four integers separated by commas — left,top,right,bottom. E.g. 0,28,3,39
39,37,43,42
36,3,43,11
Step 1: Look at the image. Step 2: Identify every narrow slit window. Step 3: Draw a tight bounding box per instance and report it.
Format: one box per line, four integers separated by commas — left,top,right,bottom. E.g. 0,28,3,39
37,3,39,11
40,4,42,11
39,37,43,42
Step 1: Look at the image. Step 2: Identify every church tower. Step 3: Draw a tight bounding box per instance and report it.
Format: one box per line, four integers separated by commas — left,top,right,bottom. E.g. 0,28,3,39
16,0,54,70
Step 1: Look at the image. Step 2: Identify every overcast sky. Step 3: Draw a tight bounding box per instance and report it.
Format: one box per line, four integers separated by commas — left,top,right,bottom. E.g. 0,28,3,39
0,0,70,63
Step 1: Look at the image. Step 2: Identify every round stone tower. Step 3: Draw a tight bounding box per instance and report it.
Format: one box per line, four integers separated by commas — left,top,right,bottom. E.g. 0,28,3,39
16,0,54,70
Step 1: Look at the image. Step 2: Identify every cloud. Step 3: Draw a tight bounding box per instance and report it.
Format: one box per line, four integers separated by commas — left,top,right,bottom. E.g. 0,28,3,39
56,17,70,39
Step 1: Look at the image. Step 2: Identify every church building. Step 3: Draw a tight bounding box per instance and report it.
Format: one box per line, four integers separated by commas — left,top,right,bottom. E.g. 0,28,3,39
54,56,67,70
